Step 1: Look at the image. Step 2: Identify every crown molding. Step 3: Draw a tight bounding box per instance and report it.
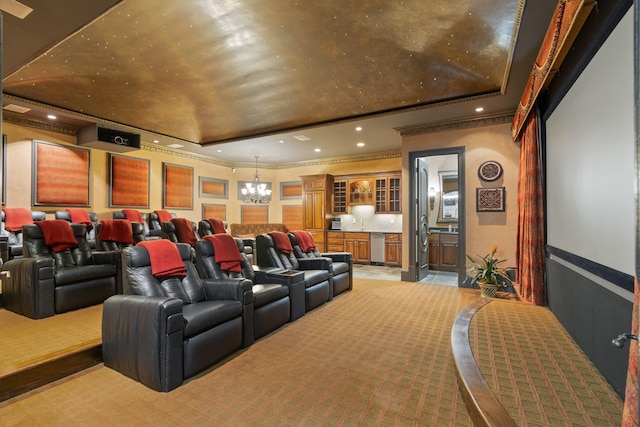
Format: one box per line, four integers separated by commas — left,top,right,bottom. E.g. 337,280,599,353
2,111,79,136
395,114,514,137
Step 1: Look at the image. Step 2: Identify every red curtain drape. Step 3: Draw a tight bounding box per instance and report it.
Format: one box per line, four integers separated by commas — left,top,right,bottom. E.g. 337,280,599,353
516,110,546,305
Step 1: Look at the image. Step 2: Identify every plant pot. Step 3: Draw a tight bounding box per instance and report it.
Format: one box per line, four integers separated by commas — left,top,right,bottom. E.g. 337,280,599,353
478,281,499,298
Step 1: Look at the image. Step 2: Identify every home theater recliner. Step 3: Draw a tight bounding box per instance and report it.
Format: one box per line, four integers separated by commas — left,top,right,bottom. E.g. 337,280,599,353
102,241,253,392
1,223,118,319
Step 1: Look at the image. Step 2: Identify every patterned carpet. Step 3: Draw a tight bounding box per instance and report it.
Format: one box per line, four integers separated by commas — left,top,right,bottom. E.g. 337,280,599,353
470,300,623,426
0,278,623,426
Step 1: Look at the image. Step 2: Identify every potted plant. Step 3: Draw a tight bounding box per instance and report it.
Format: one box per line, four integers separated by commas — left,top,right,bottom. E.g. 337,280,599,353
467,246,513,297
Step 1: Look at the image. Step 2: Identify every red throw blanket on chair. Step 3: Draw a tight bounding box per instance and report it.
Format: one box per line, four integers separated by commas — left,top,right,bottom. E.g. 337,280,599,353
171,218,197,246
207,218,227,234
3,208,33,232
65,208,92,228
155,210,173,224
137,240,186,278
269,231,293,254
293,230,316,252
122,209,144,224
204,234,242,272
98,219,133,244
35,220,78,252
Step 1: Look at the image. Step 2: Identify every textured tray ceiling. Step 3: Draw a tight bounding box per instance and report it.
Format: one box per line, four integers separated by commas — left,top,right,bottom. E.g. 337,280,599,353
3,0,522,145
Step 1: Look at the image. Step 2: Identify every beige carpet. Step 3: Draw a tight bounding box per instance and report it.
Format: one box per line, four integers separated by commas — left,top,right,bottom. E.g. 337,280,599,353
0,305,102,376
0,279,623,426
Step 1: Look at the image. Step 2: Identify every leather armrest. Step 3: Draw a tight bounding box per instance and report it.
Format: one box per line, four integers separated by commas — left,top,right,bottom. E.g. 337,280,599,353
0,236,8,263
92,250,119,266
254,268,305,285
297,257,333,271
102,294,184,392
1,257,55,319
257,268,305,321
321,252,352,264
202,277,253,304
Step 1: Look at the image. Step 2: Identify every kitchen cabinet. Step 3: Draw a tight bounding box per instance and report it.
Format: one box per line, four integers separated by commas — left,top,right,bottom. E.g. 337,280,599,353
332,179,347,214
301,174,333,252
428,232,458,272
348,178,374,205
344,232,370,264
326,231,346,252
375,175,401,213
384,233,402,266
327,231,370,264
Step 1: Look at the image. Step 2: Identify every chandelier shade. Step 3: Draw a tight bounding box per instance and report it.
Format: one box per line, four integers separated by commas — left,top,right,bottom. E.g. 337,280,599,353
242,156,272,204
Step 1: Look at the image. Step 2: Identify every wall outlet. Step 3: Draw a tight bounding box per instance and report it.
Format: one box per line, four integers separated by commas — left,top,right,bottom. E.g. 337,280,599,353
390,218,395,224
352,218,357,224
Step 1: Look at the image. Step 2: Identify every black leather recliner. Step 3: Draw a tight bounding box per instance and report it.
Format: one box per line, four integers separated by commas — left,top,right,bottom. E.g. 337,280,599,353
195,237,306,339
197,219,228,237
95,221,146,293
162,219,199,245
0,210,46,263
288,231,353,298
54,210,98,249
1,223,118,319
95,221,146,251
113,210,161,239
102,242,253,392
256,233,331,312
198,219,254,264
148,211,176,236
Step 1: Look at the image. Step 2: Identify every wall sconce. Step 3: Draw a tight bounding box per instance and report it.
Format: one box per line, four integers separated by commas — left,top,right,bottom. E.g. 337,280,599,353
429,187,435,210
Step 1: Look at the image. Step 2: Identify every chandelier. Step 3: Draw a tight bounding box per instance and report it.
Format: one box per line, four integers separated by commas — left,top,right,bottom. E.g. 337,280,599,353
241,156,272,204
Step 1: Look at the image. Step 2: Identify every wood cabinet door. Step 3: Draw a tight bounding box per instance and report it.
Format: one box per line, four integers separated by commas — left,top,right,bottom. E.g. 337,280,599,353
356,239,370,263
303,191,325,230
385,241,401,266
440,241,458,268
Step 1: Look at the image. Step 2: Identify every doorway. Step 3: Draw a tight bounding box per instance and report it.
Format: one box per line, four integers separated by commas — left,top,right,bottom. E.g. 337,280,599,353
408,147,465,285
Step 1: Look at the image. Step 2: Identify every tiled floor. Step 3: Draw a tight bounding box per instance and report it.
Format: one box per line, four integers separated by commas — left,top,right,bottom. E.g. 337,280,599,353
352,264,459,286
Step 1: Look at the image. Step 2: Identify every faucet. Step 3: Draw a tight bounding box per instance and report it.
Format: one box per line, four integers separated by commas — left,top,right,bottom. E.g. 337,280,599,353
360,218,364,231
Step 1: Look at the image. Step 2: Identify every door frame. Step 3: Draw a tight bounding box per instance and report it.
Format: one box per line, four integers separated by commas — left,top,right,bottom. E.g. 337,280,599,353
407,146,466,285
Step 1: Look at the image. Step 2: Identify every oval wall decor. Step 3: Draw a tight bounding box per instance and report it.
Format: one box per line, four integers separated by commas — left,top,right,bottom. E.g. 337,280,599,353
478,160,503,182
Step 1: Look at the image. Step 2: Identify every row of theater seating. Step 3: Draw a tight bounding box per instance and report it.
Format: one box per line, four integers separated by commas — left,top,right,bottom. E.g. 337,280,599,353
103,231,353,392
0,209,177,264
0,210,353,391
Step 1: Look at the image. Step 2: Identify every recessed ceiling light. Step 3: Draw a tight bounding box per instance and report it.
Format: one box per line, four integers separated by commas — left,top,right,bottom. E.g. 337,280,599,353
3,104,31,113
314,148,321,152
47,114,57,120
355,126,362,131
167,143,183,148
293,135,310,141
357,142,365,147
475,107,484,112
217,149,222,153
279,140,284,143
152,139,160,143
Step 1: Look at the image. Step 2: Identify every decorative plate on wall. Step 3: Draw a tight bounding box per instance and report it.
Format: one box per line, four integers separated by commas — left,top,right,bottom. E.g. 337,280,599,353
478,160,503,182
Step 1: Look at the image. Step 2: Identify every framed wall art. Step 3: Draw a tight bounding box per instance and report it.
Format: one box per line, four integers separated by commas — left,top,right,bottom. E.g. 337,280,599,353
199,176,228,199
163,162,193,209
32,140,91,207
109,153,150,208
280,181,302,200
202,203,226,220
476,187,506,212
